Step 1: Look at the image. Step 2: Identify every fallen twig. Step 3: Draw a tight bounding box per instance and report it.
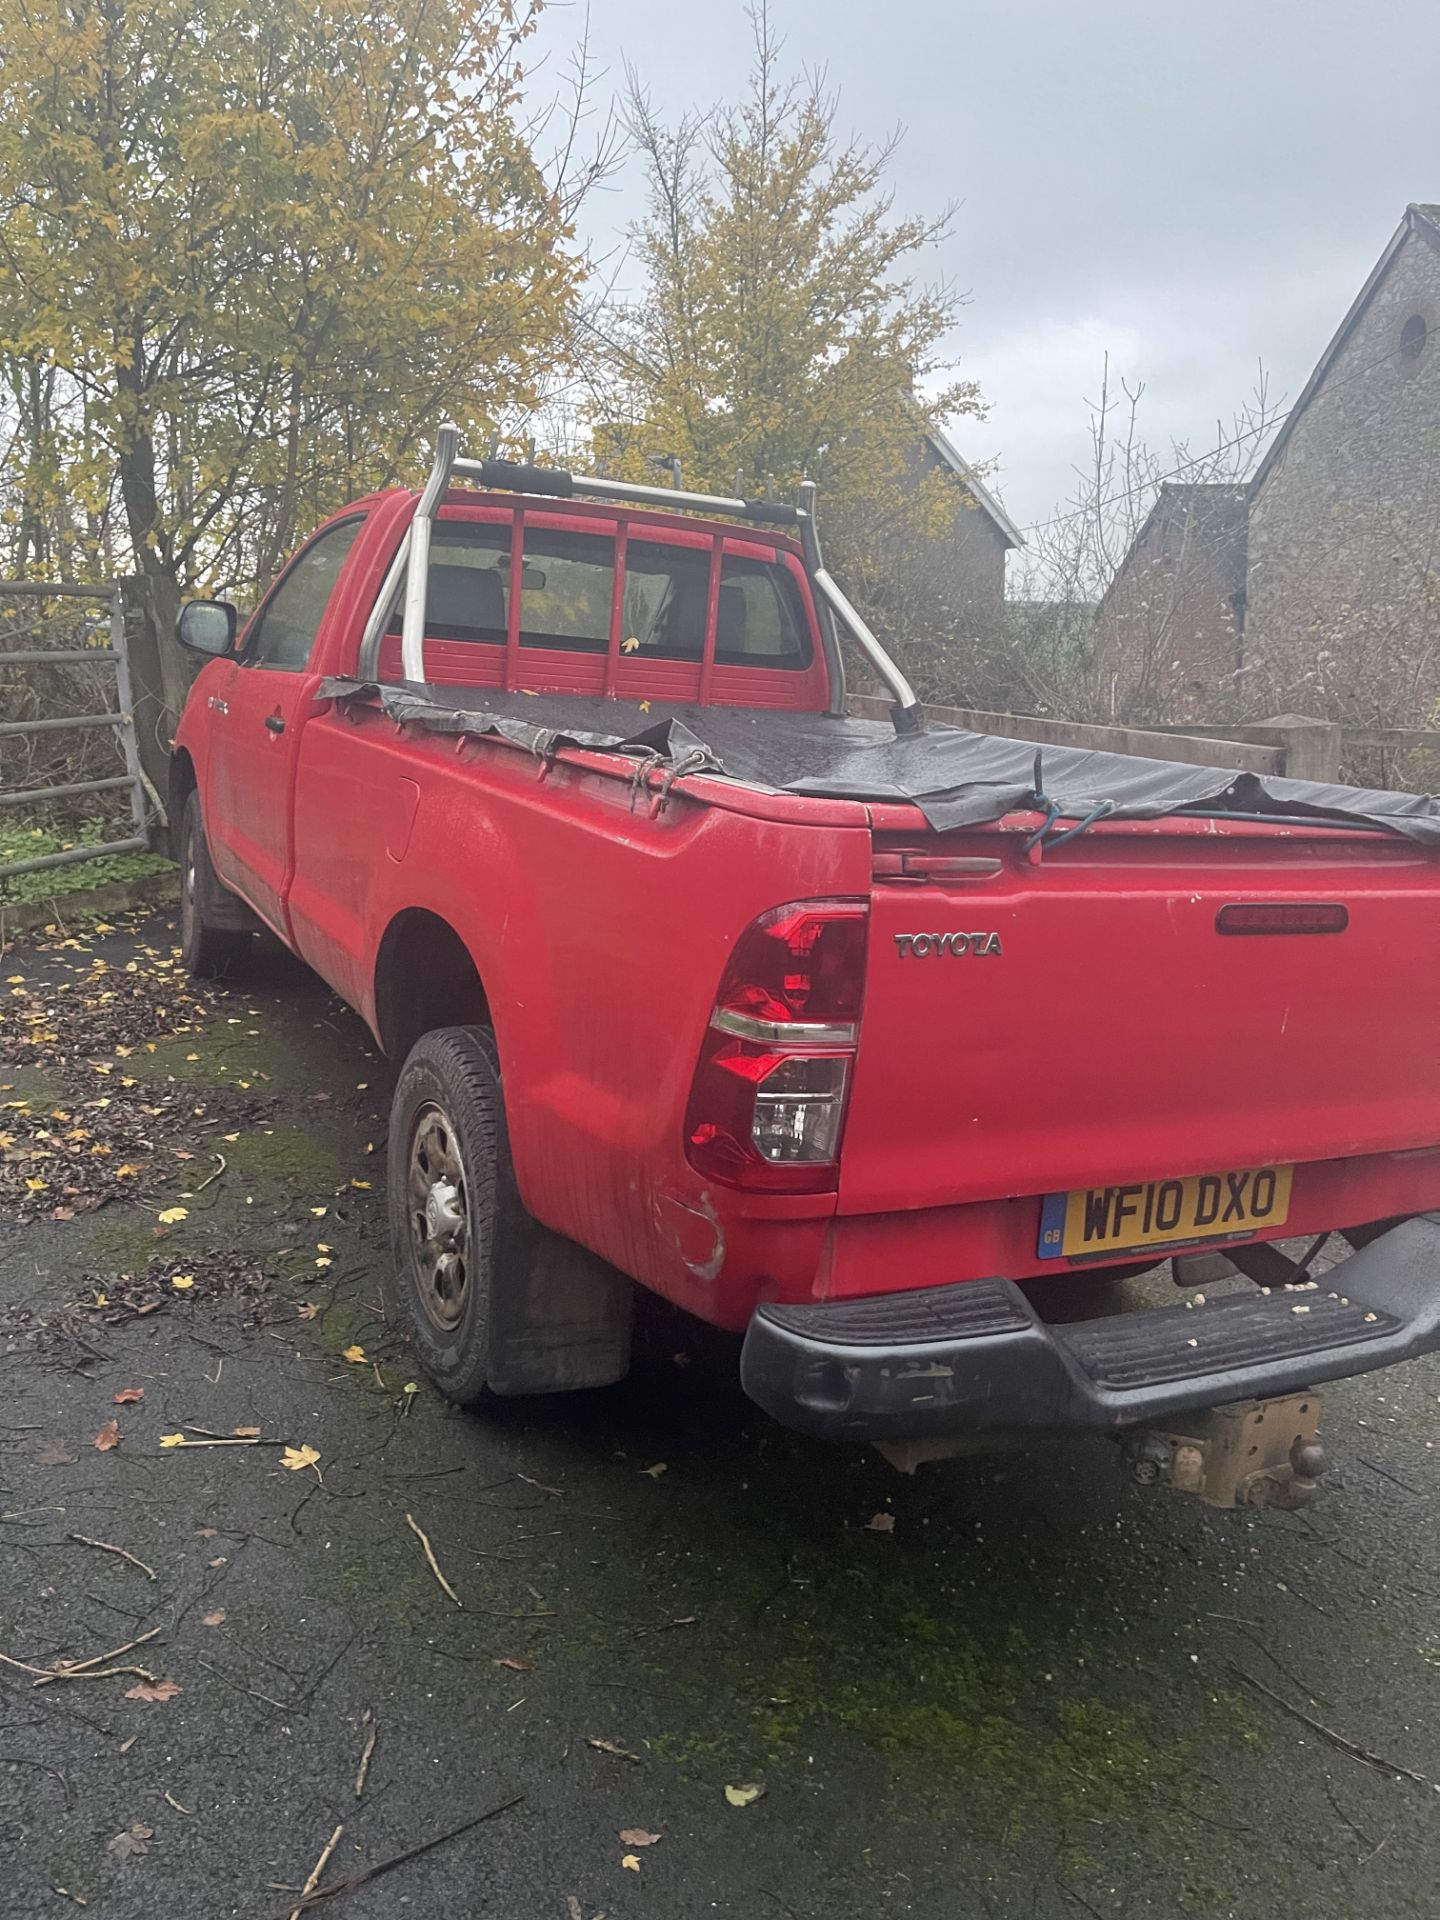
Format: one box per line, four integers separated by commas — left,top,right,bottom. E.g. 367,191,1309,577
194,1152,227,1194
405,1512,461,1608
32,1626,163,1688
516,1472,563,1497
0,1752,73,1808
278,1795,523,1915
354,1711,377,1799
42,1663,160,1686
0,1651,58,1680
1231,1665,1429,1786
68,1533,157,1581
196,1657,291,1714
288,1823,344,1920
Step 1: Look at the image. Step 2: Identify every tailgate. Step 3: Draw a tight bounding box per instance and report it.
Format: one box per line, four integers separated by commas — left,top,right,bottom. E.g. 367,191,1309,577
838,823,1440,1217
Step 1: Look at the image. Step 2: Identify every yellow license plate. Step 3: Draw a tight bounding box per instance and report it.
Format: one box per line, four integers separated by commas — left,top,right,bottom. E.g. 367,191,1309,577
1037,1165,1292,1261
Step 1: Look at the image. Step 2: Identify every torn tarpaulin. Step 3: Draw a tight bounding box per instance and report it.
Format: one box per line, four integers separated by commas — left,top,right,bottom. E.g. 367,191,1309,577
319,679,1440,844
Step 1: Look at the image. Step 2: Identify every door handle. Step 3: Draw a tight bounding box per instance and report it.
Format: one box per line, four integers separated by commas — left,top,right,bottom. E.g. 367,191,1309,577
264,713,286,735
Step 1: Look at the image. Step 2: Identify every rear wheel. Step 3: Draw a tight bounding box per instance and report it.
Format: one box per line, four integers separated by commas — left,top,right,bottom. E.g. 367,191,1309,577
386,1025,632,1406
179,792,251,977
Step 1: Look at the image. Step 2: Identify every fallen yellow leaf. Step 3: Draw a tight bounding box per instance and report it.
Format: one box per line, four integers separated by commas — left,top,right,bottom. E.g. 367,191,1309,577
724,1783,765,1808
171,1274,195,1290
350,1179,372,1190
621,1854,641,1872
159,1433,186,1448
402,1382,419,1395
342,1345,366,1364
280,1444,321,1471
157,1207,188,1225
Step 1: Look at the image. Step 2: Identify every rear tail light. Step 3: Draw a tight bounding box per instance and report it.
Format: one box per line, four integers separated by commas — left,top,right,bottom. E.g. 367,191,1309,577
685,900,867,1193
1217,902,1349,935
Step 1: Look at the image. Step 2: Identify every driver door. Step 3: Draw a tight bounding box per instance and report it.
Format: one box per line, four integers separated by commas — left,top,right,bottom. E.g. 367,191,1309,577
205,517,364,936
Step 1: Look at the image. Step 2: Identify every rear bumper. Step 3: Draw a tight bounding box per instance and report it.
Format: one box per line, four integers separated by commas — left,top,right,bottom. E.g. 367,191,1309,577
739,1215,1440,1442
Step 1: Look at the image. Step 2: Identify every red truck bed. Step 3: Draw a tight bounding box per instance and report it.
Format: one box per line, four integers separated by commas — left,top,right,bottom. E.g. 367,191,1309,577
168,442,1440,1497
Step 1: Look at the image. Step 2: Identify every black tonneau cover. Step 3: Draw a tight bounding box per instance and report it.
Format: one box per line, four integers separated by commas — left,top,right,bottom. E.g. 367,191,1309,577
320,680,1440,844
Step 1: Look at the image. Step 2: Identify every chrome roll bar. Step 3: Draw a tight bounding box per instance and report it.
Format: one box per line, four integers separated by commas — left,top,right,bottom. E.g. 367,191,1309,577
364,423,923,732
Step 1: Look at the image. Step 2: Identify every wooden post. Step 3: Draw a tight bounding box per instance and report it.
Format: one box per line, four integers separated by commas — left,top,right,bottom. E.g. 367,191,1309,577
1247,715,1344,784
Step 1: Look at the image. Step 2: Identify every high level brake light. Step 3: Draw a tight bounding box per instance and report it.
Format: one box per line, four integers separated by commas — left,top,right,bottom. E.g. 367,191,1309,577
1217,902,1349,935
684,900,867,1192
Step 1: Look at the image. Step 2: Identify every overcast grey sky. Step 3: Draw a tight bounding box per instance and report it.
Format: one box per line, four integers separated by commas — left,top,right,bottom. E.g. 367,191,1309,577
536,0,1438,538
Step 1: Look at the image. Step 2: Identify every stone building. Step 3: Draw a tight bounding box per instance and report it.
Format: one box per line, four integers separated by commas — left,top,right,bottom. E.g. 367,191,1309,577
1093,483,1248,719
919,424,1024,627
1244,202,1440,723
1098,203,1440,725
873,425,1024,703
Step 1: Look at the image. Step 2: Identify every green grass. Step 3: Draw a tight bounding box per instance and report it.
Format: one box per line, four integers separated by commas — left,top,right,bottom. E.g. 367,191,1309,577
0,814,170,905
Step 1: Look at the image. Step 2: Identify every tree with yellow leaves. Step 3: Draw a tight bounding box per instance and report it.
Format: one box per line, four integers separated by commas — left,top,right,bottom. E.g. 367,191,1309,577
589,5,984,675
0,0,581,595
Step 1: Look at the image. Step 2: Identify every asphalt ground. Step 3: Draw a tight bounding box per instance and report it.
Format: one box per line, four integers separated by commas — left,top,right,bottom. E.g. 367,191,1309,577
1,904,1437,1920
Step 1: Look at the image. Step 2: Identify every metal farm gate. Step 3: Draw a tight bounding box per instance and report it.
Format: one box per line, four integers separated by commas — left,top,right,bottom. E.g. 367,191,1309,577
0,580,152,883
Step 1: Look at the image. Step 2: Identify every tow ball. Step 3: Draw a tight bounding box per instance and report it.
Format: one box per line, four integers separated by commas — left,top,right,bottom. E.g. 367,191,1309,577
1121,1393,1326,1510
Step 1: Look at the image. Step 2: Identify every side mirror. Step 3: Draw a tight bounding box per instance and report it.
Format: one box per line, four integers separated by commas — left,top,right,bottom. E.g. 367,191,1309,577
177,599,237,657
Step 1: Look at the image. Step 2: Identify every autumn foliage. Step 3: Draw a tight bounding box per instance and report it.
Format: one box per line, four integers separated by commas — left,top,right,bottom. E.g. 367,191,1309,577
0,0,580,595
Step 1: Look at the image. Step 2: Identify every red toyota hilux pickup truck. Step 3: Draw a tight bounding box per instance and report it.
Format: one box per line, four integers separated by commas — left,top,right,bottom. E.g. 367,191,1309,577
169,428,1440,1507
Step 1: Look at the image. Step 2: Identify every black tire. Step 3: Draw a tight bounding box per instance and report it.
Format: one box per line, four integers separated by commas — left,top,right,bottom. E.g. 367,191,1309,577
386,1025,632,1407
179,792,251,978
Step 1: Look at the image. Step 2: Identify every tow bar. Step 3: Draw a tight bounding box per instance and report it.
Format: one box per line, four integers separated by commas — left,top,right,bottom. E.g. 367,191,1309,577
1122,1393,1326,1509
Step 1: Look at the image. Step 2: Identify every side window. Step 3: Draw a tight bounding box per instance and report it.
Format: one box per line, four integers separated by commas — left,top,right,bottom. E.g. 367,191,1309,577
245,518,364,672
716,556,811,666
392,522,510,643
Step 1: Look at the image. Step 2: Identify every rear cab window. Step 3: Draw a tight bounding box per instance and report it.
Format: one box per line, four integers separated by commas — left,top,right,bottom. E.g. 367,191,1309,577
388,515,813,670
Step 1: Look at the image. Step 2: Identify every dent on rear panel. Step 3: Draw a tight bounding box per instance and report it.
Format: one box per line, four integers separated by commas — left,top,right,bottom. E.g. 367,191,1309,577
654,1187,726,1281
385,777,421,863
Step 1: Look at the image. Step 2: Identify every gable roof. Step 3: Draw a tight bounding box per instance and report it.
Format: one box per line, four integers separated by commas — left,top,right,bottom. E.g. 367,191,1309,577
1251,202,1440,495
925,424,1025,548
1096,483,1249,617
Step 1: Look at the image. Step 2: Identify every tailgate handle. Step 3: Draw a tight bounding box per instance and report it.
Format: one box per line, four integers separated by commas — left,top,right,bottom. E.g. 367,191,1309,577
873,852,1002,883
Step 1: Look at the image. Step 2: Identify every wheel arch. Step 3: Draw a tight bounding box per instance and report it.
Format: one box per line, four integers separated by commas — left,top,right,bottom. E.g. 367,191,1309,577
373,907,491,1063
168,748,198,860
